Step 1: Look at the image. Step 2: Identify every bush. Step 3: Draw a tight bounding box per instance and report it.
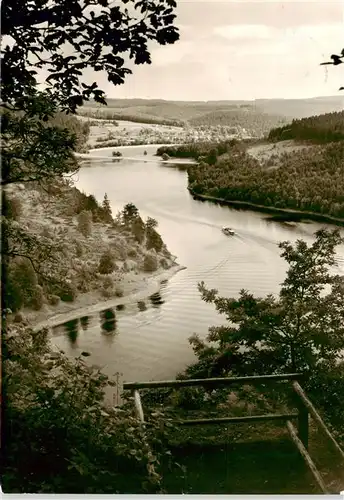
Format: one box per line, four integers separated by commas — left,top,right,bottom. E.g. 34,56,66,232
159,258,169,269
143,253,158,272
2,325,168,494
146,228,163,252
115,284,124,297
127,248,137,258
41,226,52,238
2,193,23,220
58,282,77,302
48,295,60,306
101,287,114,299
76,264,94,293
14,312,25,323
102,276,114,289
131,220,145,244
98,250,115,275
29,285,45,310
75,241,84,258
77,210,92,237
3,258,39,311
111,241,127,260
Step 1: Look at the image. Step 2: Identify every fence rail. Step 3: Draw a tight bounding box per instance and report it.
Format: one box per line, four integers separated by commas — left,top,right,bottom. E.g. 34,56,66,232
123,372,303,391
179,412,298,426
286,420,329,494
124,373,343,494
292,381,344,461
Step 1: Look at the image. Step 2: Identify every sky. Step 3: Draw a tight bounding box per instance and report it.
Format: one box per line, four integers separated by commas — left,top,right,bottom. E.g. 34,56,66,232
101,0,344,101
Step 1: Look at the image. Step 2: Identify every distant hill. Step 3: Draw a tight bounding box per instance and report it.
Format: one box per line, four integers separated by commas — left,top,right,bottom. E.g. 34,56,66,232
188,108,286,136
80,96,343,133
254,96,344,119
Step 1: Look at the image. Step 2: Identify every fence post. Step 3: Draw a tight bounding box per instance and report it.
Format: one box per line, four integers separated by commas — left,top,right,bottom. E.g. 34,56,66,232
297,400,309,449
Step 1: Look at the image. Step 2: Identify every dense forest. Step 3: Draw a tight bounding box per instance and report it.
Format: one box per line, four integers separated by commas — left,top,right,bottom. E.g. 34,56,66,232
189,109,286,137
268,111,344,143
187,141,344,219
78,108,184,127
157,140,241,164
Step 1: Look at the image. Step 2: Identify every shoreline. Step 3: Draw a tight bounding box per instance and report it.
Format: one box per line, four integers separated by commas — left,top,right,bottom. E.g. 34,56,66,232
87,143,183,153
32,264,186,332
188,188,344,228
77,154,196,165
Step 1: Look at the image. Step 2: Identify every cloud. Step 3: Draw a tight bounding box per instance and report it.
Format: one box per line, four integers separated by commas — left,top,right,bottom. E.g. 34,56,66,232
150,41,193,66
214,24,277,41
34,0,344,101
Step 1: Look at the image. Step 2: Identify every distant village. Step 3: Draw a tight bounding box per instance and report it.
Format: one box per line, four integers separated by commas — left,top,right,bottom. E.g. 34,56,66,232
80,116,253,150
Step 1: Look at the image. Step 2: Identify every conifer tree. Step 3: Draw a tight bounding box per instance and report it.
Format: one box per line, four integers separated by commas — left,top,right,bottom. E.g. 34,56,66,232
102,193,112,222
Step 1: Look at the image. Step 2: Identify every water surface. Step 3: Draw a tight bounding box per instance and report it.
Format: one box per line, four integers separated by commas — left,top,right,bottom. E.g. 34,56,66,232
52,145,344,386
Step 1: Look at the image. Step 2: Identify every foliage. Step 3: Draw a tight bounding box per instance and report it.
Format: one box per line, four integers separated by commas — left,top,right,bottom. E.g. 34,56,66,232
2,0,179,113
72,190,112,223
186,229,344,379
268,111,344,143
49,112,90,153
102,276,114,290
48,294,60,306
143,252,158,272
145,216,164,252
306,360,344,443
1,2,179,492
3,257,38,312
2,217,67,286
122,202,140,224
2,325,171,493
146,217,158,230
102,193,112,222
98,250,116,275
132,219,146,244
1,0,179,308
112,151,123,157
320,48,344,91
146,228,164,253
30,284,45,310
187,141,344,219
77,210,92,237
2,192,22,220
55,281,78,302
1,106,79,186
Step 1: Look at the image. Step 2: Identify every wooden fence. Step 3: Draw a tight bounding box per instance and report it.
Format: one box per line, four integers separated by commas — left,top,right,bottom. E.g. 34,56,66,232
123,373,344,494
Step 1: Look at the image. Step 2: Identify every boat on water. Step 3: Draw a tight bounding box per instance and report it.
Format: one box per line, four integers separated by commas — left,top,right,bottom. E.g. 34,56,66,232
222,226,235,236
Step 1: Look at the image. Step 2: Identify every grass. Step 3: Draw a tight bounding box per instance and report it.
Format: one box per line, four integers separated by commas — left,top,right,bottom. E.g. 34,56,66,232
143,386,344,495
160,420,344,494
160,421,319,494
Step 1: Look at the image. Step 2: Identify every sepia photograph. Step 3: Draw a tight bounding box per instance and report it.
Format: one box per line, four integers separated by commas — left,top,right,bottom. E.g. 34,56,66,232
1,0,344,494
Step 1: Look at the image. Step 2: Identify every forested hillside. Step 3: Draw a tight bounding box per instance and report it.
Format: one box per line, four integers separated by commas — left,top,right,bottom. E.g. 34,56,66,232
80,96,343,131
189,109,286,136
268,111,344,143
78,107,184,127
49,112,90,152
157,140,239,164
187,141,344,219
